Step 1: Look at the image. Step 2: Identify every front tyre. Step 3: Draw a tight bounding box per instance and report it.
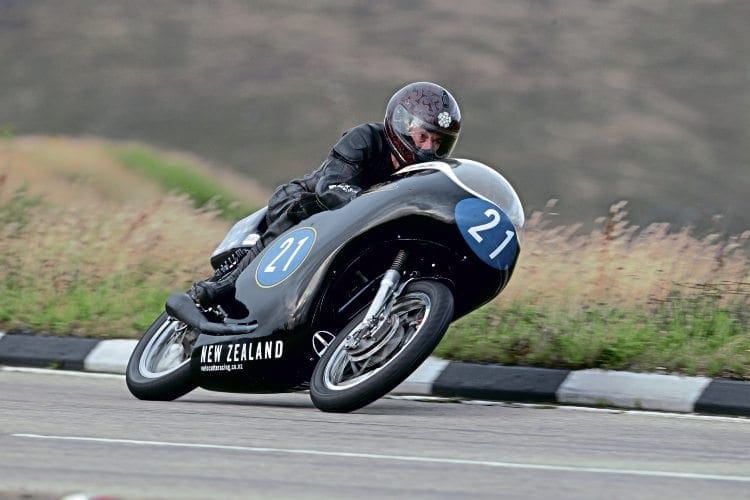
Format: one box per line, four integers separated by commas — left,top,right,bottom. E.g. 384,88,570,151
126,312,198,401
310,280,454,413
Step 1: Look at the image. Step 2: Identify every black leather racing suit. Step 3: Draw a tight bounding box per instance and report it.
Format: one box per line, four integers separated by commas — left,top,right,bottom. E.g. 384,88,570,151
195,122,396,305
257,122,395,256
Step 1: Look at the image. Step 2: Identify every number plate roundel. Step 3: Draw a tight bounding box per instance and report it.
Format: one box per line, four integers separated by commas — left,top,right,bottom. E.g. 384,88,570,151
255,227,317,287
455,198,518,270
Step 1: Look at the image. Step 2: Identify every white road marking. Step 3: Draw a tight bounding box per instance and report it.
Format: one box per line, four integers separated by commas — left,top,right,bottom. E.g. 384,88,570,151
481,401,750,423
13,433,750,483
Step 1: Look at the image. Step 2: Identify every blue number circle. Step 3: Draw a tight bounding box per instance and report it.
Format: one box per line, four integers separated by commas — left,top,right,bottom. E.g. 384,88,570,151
255,227,317,288
455,198,519,270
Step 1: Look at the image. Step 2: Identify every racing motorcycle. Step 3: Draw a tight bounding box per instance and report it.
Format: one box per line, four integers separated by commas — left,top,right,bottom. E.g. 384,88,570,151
126,159,524,412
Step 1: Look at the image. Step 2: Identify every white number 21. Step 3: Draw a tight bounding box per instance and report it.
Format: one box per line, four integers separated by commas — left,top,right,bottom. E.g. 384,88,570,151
467,208,515,259
263,235,310,273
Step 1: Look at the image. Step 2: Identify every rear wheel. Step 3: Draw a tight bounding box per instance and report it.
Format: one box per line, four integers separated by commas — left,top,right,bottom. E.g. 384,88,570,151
310,280,454,412
126,312,198,401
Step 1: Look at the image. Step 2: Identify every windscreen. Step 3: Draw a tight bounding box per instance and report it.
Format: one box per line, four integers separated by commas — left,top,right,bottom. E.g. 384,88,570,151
397,159,525,229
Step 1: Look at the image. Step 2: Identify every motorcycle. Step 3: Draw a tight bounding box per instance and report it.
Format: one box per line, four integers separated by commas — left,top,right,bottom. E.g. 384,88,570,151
125,159,524,412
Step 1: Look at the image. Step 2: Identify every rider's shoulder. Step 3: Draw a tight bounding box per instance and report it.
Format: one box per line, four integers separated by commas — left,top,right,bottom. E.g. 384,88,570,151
335,122,385,151
340,122,384,139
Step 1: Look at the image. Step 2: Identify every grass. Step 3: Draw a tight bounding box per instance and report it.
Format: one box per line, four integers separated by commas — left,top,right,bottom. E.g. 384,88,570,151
111,145,259,221
1,137,749,378
0,136,261,336
0,187,225,336
436,294,750,379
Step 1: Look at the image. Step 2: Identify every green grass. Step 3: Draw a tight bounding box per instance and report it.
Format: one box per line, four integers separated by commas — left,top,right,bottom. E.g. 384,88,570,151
111,146,256,221
0,272,169,337
436,294,750,379
0,188,174,336
0,184,41,230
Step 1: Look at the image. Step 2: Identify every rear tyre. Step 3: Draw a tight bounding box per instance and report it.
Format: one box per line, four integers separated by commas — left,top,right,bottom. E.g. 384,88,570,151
310,280,454,413
126,312,198,401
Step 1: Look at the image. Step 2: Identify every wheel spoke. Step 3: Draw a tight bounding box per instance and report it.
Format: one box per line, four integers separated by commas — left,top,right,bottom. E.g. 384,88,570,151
358,356,375,374
348,358,360,377
322,291,432,391
139,319,195,379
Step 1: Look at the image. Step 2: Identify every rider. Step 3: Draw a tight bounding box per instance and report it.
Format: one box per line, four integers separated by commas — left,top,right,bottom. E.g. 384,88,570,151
187,81,462,309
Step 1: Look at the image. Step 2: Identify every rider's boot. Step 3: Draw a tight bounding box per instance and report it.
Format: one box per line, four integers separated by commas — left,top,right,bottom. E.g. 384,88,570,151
188,279,234,310
187,243,264,310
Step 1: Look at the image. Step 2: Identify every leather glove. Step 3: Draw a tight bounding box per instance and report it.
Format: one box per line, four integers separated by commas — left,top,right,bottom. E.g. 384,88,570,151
317,183,361,209
286,192,327,223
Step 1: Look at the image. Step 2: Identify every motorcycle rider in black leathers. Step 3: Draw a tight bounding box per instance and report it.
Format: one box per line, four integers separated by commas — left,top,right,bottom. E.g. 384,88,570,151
187,81,462,310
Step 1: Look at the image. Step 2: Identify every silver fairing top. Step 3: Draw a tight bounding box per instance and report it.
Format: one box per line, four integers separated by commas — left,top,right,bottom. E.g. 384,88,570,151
397,159,525,230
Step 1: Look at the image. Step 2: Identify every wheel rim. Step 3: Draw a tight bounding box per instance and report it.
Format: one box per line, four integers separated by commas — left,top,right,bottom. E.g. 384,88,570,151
322,291,431,391
139,318,194,379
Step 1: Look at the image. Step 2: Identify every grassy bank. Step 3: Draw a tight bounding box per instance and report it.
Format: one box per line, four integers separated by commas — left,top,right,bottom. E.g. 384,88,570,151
1,137,748,378
112,146,257,221
436,293,749,379
0,137,266,336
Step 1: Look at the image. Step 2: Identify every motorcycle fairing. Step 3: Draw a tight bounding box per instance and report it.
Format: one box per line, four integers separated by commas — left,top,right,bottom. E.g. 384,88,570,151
192,159,523,392
234,161,520,332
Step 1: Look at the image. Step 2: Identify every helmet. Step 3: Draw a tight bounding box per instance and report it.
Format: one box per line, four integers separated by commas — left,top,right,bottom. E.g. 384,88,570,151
384,82,461,167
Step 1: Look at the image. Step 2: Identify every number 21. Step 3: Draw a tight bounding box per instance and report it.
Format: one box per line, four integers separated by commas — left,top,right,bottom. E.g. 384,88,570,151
263,235,310,273
467,208,515,259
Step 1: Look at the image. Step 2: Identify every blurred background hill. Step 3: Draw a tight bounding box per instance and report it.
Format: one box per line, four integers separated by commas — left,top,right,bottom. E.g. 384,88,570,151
1,0,748,232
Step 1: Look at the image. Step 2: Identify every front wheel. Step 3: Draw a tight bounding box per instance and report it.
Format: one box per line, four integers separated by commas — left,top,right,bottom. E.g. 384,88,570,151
126,312,198,401
310,280,454,413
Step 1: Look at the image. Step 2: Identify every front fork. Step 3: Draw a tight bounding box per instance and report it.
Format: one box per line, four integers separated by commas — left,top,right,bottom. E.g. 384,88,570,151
344,250,408,350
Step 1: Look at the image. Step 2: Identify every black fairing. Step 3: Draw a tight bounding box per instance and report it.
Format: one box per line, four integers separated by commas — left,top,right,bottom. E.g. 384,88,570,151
191,159,523,392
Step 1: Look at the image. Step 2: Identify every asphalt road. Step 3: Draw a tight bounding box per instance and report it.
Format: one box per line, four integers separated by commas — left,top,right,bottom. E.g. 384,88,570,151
1,368,749,500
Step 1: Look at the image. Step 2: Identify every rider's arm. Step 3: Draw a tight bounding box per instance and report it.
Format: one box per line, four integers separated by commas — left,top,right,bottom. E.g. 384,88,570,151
285,157,362,223
286,125,375,223
314,125,374,208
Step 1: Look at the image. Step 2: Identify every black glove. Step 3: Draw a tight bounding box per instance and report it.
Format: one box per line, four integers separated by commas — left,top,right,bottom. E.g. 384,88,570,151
317,183,361,209
286,192,328,223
